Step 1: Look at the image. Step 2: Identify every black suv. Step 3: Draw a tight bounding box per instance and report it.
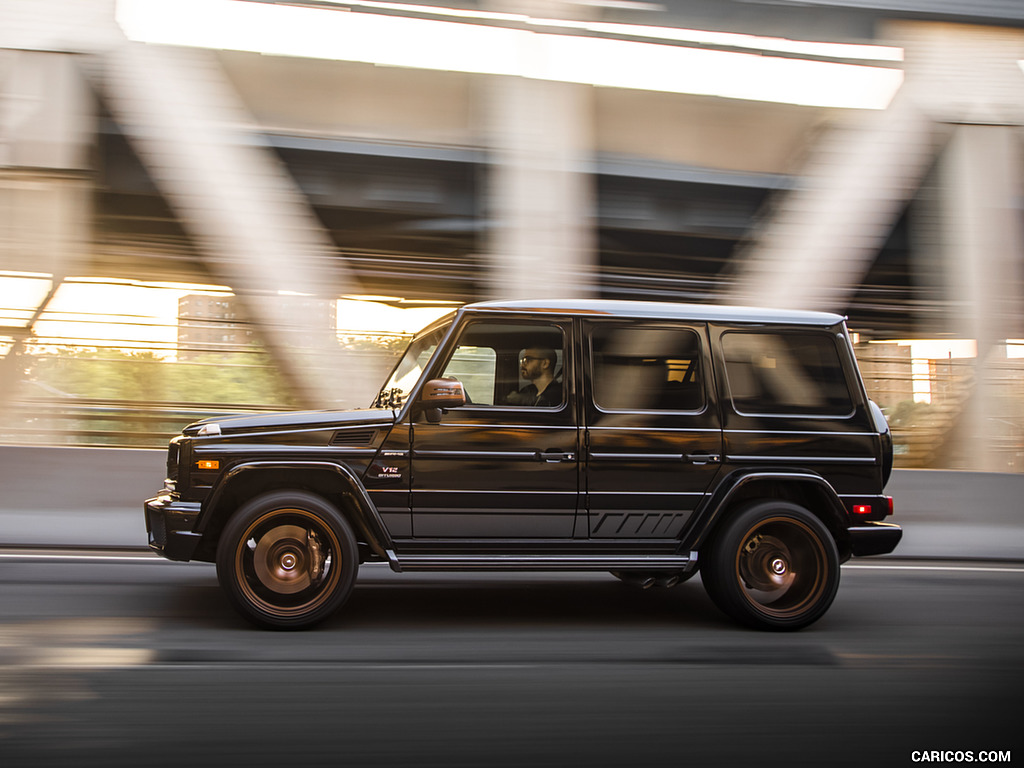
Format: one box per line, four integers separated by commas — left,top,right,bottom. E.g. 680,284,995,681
145,299,900,631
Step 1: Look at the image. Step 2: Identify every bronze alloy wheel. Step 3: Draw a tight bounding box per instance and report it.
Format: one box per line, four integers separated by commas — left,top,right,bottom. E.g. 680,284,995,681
216,491,359,630
235,511,341,615
702,501,840,631
733,516,828,619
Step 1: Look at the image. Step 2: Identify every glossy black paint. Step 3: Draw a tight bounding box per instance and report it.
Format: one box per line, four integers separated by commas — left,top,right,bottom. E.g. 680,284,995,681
145,299,900,576
409,316,579,539
582,319,722,539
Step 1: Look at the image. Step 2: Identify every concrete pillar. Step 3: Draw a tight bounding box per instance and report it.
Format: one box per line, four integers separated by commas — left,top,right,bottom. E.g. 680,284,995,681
0,50,93,408
894,23,1024,471
939,125,1024,471
484,75,596,300
481,3,596,300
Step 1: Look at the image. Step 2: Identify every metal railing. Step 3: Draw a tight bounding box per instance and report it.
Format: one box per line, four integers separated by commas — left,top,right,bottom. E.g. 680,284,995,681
859,352,1024,472
3,340,1023,470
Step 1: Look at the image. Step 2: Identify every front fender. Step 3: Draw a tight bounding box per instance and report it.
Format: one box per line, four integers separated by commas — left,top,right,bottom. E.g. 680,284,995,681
199,460,396,561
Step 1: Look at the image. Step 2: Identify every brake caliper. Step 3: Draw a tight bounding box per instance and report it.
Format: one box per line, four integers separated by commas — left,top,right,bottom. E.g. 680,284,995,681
307,529,325,585
742,534,764,556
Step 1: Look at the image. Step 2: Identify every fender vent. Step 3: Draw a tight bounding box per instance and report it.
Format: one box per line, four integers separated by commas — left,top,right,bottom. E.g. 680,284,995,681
330,429,377,447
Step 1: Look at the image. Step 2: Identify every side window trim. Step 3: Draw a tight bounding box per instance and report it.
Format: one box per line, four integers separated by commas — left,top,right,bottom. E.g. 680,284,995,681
720,329,856,418
433,318,570,411
588,322,708,414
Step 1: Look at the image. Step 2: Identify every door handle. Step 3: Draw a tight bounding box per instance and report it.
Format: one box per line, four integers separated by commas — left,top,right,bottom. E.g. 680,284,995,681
685,452,721,465
537,450,576,463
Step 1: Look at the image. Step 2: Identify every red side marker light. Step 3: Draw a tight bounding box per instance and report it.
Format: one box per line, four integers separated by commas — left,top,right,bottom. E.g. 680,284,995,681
853,504,872,516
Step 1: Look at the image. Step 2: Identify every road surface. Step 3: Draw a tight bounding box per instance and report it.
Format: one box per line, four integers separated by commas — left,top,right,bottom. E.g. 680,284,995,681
0,550,1021,767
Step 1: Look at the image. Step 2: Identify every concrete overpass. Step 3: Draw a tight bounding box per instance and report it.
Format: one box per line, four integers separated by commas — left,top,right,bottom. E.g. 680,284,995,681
3,0,1024,468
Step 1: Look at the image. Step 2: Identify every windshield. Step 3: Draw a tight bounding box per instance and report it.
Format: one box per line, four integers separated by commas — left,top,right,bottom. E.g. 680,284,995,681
373,318,453,409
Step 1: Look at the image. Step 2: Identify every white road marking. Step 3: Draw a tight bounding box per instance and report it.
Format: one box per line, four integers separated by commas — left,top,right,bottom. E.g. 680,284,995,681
1,550,1022,574
844,563,1024,574
0,552,163,563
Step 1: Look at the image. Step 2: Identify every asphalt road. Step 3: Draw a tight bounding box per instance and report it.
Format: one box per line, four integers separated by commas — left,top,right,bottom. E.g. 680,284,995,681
1,553,1021,768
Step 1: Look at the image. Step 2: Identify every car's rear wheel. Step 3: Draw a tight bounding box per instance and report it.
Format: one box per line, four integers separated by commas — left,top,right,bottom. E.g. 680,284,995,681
216,491,358,630
701,501,839,631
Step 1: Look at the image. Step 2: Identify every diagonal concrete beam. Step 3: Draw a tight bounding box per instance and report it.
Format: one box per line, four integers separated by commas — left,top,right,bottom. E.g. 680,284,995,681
0,278,64,407
102,40,371,408
728,22,1024,316
726,95,941,313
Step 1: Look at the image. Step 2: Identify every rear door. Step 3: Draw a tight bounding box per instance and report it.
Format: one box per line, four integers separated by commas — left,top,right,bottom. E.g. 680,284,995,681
582,321,722,538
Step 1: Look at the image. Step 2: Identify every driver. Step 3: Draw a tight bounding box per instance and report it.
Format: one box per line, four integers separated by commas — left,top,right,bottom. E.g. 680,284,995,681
506,348,562,407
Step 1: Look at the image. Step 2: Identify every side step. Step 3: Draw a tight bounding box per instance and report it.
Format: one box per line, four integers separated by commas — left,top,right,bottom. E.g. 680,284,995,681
387,552,697,574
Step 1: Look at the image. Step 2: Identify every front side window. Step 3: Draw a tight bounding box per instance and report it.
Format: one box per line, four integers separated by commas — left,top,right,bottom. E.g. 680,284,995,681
440,321,565,408
591,325,705,412
441,344,497,405
722,331,853,416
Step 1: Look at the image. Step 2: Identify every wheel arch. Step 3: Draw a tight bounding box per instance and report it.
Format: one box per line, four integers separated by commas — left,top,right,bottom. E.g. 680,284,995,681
688,471,852,561
195,461,394,563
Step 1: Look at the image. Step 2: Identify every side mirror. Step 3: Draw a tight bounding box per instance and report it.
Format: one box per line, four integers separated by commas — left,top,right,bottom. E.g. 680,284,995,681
420,379,467,423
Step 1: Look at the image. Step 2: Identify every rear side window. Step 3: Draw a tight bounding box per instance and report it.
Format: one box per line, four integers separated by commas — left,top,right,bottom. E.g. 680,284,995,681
592,326,704,412
722,332,853,417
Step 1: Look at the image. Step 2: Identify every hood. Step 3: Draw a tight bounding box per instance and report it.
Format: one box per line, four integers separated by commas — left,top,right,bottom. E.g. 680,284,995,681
183,407,396,436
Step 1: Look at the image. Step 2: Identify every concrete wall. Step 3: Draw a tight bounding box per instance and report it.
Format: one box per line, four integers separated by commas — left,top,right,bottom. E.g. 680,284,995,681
885,469,1024,559
0,445,163,513
1,446,1021,558
0,445,163,549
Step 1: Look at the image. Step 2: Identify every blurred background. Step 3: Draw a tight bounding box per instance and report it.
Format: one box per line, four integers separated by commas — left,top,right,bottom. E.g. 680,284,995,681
2,0,1023,472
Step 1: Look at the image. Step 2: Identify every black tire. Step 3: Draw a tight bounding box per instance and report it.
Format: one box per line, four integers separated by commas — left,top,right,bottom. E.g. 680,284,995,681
215,491,359,630
701,501,840,631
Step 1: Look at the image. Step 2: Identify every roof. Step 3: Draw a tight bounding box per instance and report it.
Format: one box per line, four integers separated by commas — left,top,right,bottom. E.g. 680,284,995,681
463,299,846,326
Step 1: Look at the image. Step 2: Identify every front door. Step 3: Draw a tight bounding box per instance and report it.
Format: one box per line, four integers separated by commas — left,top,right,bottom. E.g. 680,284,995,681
583,321,722,538
409,318,579,539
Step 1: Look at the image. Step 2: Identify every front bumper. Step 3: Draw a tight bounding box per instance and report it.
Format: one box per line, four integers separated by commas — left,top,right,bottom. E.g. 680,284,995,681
848,522,903,557
145,493,203,562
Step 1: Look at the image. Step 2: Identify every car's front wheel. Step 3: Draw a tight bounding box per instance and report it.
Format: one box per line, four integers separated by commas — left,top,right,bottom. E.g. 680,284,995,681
215,491,358,630
701,501,840,631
